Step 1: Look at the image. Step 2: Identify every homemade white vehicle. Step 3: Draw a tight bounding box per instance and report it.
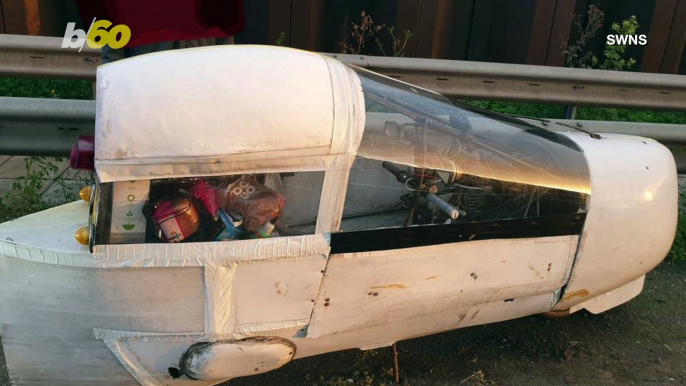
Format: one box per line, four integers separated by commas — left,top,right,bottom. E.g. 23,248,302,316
0,46,677,385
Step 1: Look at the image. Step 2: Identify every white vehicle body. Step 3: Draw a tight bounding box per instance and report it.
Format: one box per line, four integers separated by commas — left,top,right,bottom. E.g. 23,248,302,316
0,46,677,385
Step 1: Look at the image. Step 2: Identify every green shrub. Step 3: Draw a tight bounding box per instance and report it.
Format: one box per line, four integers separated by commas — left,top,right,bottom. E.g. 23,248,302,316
0,77,92,99
0,157,94,223
274,31,287,46
592,16,639,71
0,157,54,223
461,100,686,124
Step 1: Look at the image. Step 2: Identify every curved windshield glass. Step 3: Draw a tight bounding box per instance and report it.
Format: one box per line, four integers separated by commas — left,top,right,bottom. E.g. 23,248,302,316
335,67,590,234
352,67,590,195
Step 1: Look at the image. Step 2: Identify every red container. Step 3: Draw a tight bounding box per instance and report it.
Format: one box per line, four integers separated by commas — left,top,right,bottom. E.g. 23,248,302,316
69,135,95,171
151,198,201,242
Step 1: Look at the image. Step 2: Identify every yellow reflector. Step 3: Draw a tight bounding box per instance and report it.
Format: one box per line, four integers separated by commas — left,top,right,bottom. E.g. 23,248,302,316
74,227,90,245
79,185,93,202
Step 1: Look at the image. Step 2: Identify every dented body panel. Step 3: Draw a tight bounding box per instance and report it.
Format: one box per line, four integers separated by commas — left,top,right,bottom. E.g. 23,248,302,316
307,236,577,338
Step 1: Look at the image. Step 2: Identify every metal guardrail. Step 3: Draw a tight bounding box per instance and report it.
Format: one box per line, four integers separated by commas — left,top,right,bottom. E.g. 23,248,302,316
1,34,686,169
0,34,100,79
2,34,686,110
0,97,95,156
521,119,686,173
1,96,686,173
339,54,686,111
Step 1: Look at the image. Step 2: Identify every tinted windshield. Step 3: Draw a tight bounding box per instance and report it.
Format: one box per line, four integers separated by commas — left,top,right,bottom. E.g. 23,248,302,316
352,67,590,194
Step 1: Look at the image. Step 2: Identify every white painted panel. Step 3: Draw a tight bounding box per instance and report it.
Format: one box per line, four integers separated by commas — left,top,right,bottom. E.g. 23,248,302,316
295,292,557,358
97,47,334,162
95,47,365,182
307,235,577,338
554,133,677,311
233,258,327,333
570,275,645,315
0,200,90,257
89,293,558,378
0,255,204,385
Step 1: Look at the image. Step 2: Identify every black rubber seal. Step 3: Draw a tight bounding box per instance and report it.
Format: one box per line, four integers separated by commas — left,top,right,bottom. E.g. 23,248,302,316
330,212,586,254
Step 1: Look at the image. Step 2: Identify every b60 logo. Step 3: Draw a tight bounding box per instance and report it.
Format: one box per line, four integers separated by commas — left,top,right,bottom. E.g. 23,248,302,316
62,19,131,51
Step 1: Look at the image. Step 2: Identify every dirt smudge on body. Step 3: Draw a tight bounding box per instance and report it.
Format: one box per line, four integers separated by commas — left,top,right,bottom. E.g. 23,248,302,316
562,289,590,301
370,284,408,290
528,265,544,279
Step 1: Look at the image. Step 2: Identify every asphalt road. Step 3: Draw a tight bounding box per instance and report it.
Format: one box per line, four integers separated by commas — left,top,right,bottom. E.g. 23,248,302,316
1,259,684,386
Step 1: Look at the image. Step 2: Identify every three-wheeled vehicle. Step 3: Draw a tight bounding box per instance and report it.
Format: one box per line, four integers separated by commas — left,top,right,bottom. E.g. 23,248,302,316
0,46,677,385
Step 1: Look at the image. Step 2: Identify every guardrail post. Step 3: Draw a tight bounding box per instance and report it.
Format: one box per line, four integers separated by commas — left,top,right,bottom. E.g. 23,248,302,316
563,105,577,119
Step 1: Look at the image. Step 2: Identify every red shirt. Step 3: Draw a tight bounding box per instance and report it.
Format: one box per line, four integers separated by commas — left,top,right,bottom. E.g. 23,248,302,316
76,0,245,47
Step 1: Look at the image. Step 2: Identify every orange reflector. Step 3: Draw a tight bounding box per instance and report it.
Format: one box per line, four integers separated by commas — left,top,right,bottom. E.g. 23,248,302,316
79,185,93,202
74,227,90,245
